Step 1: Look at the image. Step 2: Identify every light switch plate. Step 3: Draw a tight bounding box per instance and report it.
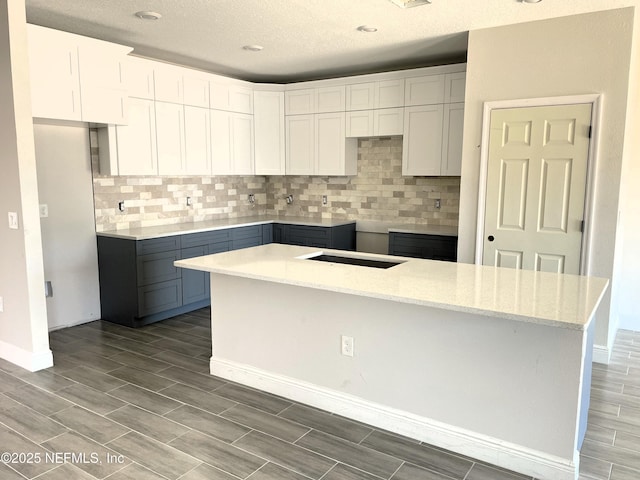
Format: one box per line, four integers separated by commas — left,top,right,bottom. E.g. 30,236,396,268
39,204,49,218
8,212,18,229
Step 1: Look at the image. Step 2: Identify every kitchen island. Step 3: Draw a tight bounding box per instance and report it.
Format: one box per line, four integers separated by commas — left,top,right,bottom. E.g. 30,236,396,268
175,244,608,480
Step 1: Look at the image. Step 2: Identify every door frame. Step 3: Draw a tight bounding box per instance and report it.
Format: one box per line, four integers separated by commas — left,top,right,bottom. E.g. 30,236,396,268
474,94,602,275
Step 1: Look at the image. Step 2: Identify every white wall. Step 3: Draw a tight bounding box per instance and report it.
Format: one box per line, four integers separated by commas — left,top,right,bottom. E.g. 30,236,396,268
616,9,640,332
458,8,636,355
34,123,101,330
0,0,52,370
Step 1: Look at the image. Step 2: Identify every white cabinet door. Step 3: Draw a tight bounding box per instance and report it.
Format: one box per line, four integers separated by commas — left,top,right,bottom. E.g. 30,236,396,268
154,63,184,104
211,110,233,174
346,83,375,111
211,82,253,113
116,98,157,175
445,72,466,103
402,105,444,176
254,91,285,175
184,106,211,175
441,103,464,176
232,113,255,175
375,80,404,108
27,25,81,121
316,113,348,176
229,85,253,114
125,56,155,99
156,102,186,175
183,73,210,108
374,108,404,136
286,115,315,175
211,110,253,174
404,75,445,106
78,42,128,124
285,89,315,115
346,111,374,137
316,86,346,113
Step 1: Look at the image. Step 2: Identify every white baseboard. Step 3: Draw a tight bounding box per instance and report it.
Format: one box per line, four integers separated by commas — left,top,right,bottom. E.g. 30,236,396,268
592,344,611,365
0,339,53,372
211,357,579,480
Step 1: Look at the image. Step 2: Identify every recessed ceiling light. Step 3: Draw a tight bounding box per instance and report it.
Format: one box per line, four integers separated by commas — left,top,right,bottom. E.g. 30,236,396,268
242,45,264,52
135,11,162,20
388,0,432,8
521,0,542,3
357,25,378,33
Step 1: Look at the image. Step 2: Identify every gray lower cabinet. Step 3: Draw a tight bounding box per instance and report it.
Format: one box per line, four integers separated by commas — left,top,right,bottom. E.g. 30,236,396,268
388,232,457,262
273,223,356,250
97,224,266,327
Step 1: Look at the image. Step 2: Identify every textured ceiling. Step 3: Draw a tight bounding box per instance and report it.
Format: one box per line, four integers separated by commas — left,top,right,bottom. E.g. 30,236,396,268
24,0,637,83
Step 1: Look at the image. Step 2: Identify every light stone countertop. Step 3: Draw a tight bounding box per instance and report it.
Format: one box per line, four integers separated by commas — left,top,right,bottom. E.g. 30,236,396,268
175,243,609,330
96,216,356,241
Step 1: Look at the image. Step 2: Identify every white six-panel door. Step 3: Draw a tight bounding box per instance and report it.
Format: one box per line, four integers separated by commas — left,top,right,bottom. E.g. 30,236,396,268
482,104,592,274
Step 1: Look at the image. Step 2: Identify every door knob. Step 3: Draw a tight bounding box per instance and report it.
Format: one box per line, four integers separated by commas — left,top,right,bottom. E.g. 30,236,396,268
487,235,495,242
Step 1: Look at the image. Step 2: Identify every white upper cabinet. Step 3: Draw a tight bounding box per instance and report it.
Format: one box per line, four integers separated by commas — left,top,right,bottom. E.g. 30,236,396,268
183,72,210,108
28,25,81,121
154,63,184,104
27,24,131,124
183,106,212,175
126,57,155,99
402,105,444,176
404,75,446,106
441,103,465,176
254,91,286,175
286,114,315,175
346,108,403,137
375,80,404,109
374,108,404,136
285,89,315,115
346,83,375,111
155,102,186,175
445,72,466,103
316,86,346,113
114,98,158,176
210,81,253,113
211,110,254,175
316,113,348,176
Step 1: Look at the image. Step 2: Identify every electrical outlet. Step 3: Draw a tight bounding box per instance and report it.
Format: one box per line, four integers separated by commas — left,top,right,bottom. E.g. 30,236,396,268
435,199,441,209
186,196,192,207
39,204,49,218
341,335,354,357
118,201,125,212
322,195,328,206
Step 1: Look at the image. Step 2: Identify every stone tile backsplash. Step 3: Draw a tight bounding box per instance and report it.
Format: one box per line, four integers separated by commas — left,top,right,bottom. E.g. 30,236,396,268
91,131,460,232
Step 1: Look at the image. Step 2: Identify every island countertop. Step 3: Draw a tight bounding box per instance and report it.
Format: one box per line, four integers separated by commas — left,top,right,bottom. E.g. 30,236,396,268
175,243,609,330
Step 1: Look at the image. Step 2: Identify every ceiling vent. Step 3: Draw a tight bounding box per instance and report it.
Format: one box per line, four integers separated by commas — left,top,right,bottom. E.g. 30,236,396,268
388,0,432,8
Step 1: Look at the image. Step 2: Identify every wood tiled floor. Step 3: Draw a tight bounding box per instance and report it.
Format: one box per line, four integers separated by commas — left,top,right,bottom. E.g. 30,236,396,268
0,308,637,480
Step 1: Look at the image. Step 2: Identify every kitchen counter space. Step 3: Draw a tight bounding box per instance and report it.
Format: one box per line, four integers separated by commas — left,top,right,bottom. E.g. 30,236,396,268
97,216,356,241
175,243,608,330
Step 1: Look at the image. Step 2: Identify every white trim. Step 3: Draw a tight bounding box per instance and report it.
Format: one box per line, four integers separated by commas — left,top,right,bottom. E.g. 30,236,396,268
211,357,579,480
474,94,602,277
592,344,611,365
0,340,53,372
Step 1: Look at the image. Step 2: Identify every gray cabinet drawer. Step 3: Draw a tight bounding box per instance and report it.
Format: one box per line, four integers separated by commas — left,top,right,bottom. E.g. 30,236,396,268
231,225,263,240
137,236,181,255
181,230,231,248
138,279,183,316
136,250,181,286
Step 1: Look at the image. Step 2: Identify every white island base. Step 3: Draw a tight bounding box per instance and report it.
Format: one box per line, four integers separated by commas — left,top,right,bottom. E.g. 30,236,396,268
176,244,608,480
